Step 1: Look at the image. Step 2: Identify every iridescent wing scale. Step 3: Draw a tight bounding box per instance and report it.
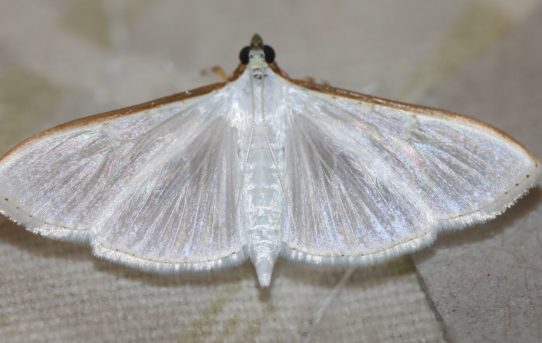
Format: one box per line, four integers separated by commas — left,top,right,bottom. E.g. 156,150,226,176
0,81,247,271
277,72,540,265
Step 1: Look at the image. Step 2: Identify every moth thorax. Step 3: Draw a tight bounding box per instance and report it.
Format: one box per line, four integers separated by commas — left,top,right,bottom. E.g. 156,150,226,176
249,48,267,78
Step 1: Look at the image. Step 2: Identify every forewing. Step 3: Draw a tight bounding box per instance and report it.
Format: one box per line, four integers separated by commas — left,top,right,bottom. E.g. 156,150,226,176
0,85,244,270
281,81,540,264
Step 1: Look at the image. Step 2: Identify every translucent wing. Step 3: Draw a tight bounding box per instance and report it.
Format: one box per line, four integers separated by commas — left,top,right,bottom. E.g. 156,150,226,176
0,83,246,271
279,76,541,265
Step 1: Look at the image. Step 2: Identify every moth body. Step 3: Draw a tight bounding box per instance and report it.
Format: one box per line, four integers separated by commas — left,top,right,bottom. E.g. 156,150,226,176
243,125,283,286
242,60,285,285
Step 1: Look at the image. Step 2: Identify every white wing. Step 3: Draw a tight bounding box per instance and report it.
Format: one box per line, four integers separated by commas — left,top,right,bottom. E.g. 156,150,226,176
0,83,245,271
280,78,541,265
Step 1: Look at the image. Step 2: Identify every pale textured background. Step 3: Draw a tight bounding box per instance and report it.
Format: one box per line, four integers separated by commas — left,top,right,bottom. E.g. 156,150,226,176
0,1,540,342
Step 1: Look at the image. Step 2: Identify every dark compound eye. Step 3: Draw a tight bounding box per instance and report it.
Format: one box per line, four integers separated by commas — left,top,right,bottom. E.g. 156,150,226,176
263,45,275,63
239,46,250,64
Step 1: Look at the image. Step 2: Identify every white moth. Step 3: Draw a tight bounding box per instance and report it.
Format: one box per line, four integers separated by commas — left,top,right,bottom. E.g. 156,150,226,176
0,35,540,287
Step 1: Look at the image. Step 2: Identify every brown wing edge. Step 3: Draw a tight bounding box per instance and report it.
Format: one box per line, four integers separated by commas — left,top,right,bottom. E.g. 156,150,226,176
0,64,247,163
268,62,541,164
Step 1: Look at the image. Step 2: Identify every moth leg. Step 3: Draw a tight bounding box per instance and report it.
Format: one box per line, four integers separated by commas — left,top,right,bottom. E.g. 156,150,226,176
200,65,228,81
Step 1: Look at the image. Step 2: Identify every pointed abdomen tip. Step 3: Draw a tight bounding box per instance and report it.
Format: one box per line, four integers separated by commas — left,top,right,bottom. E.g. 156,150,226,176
255,259,274,287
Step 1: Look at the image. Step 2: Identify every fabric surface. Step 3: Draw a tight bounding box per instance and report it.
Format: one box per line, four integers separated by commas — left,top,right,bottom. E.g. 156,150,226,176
0,1,540,342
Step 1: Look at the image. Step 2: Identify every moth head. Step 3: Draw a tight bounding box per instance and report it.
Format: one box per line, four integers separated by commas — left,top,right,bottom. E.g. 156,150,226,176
239,33,276,66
